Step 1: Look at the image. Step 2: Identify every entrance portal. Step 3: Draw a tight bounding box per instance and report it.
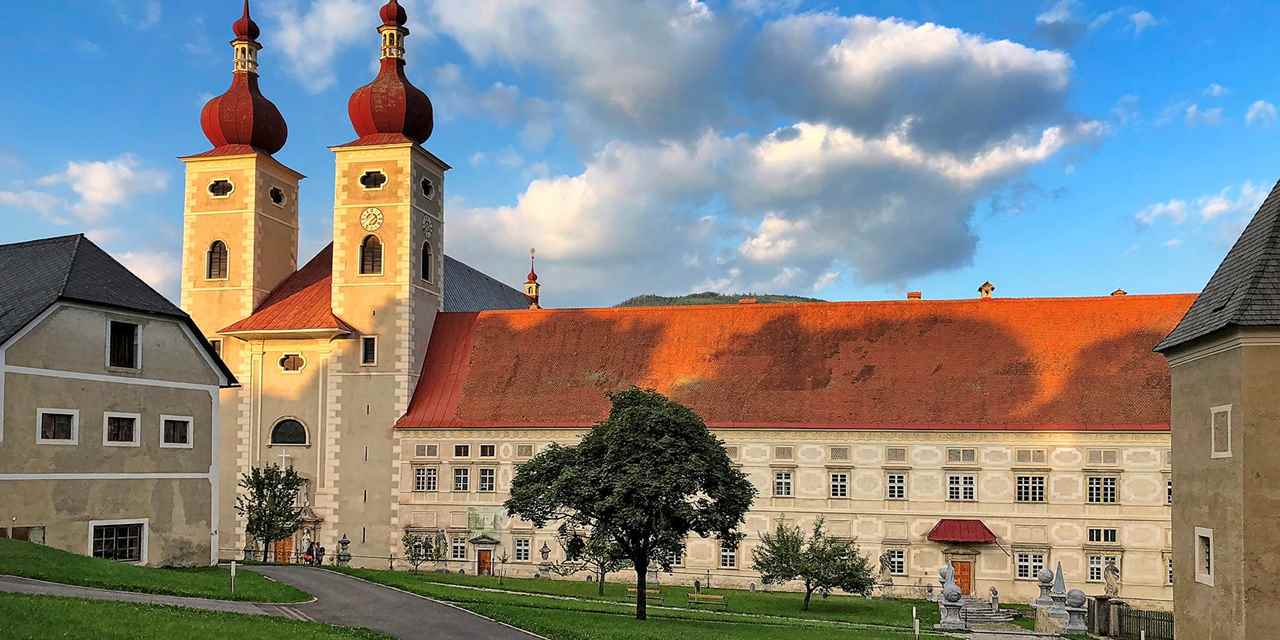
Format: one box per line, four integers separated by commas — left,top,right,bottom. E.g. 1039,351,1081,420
952,560,973,595
477,549,493,576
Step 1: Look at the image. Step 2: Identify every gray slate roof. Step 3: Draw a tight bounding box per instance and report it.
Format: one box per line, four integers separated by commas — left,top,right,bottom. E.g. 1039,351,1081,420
0,234,235,384
1157,178,1280,352
443,255,530,312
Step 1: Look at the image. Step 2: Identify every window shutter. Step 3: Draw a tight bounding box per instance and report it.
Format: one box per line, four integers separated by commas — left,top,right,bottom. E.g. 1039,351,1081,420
885,447,907,463
773,446,793,460
829,446,850,462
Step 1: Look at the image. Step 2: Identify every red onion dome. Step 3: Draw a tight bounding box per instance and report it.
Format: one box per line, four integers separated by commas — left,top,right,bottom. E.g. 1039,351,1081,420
347,59,434,144
200,75,288,154
380,0,407,27
527,266,538,283
232,0,260,41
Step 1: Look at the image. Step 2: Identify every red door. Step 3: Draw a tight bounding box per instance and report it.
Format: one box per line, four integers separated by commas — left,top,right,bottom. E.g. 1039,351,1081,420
274,537,294,564
952,560,973,595
477,550,493,576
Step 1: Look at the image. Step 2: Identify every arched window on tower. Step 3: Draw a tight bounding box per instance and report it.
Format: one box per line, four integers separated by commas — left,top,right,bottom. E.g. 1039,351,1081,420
421,241,432,282
360,235,383,275
207,241,229,279
270,419,308,446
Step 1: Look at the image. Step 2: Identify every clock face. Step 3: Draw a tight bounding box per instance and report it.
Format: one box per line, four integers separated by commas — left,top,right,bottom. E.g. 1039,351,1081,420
360,207,384,232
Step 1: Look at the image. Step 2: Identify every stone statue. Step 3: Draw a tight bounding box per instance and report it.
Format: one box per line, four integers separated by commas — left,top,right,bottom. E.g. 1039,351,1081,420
935,565,966,631
1103,560,1121,597
878,551,895,584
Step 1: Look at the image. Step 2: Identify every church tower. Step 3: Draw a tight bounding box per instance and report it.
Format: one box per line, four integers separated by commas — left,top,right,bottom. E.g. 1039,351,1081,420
326,0,446,556
180,0,301,367
179,1,302,552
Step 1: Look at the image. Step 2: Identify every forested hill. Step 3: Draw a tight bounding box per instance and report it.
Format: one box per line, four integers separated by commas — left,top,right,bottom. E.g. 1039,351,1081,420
616,292,825,307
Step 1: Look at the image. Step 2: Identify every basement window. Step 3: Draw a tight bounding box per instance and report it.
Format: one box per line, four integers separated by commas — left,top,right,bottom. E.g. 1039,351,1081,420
359,170,387,190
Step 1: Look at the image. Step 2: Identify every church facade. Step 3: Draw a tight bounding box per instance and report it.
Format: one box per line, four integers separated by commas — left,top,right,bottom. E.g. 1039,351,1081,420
185,1,1179,606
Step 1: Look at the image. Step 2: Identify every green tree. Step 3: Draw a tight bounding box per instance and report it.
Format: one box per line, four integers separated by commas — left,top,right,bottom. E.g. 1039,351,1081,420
233,464,307,562
752,516,875,611
505,387,755,620
557,529,631,596
401,531,431,572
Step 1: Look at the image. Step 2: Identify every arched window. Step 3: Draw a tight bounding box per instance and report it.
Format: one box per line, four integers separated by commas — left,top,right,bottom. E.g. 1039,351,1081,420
360,235,383,275
207,241,229,279
421,241,432,282
270,419,308,446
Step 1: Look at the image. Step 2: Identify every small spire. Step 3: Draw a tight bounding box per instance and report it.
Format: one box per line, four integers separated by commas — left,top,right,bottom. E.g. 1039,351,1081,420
524,248,541,310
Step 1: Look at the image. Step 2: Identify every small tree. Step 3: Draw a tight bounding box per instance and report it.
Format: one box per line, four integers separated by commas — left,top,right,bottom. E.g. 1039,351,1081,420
234,464,307,562
506,387,756,620
752,517,875,611
562,529,632,596
402,531,431,573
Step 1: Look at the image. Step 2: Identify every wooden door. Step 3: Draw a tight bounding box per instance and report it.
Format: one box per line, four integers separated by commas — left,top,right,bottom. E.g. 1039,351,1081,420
952,560,973,595
274,537,294,564
477,550,493,576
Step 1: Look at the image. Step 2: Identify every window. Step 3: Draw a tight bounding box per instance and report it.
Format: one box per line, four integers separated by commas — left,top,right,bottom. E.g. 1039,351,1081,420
451,536,466,560
1016,551,1046,579
270,419,307,445
514,538,530,562
103,413,140,447
279,353,305,373
160,415,193,449
1087,448,1120,466
359,235,383,275
828,446,850,462
361,336,378,366
207,179,234,197
719,542,737,568
3,526,45,544
1167,476,1173,505
479,468,496,492
773,471,793,497
454,444,470,458
359,170,387,190
420,177,436,199
1195,527,1214,586
669,547,685,567
480,444,496,458
413,467,437,492
206,241,229,279
886,472,907,500
885,447,908,463
516,444,534,458
1015,476,1046,503
1088,554,1120,583
269,186,286,206
947,473,977,501
1211,405,1232,458
723,445,740,460
91,521,145,563
1087,476,1118,504
208,338,223,359
421,242,433,282
1166,554,1175,585
773,446,794,460
1088,528,1119,544
830,472,849,498
886,549,906,576
37,409,79,445
1014,448,1047,465
109,321,139,369
454,468,470,492
946,448,977,464
415,444,438,458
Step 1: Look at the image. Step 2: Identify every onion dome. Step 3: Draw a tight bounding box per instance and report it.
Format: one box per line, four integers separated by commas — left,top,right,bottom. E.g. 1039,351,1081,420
198,1,287,155
346,0,434,145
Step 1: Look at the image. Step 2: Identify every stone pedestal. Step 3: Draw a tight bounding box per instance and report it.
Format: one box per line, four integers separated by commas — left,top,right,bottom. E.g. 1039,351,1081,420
1108,599,1127,638
936,600,965,631
1036,606,1069,635
1064,589,1087,633
1033,567,1054,608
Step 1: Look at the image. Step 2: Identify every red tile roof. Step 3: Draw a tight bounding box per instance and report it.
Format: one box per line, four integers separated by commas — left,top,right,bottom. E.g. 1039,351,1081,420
221,244,355,335
927,519,998,544
396,293,1195,431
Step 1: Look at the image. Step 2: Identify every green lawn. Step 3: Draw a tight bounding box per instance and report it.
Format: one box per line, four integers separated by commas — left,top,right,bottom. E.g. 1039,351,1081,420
0,539,308,603
0,592,389,640
339,568,948,640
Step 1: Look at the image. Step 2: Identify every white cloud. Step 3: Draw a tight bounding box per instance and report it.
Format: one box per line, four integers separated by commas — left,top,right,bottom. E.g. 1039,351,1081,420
267,0,371,93
1197,182,1266,221
0,190,64,221
36,154,168,224
1111,94,1140,126
1246,100,1278,126
1135,199,1187,225
1164,238,1182,248
116,250,179,297
113,0,161,29
750,14,1074,154
1128,10,1158,34
1204,83,1228,97
731,0,801,15
1033,1,1119,48
1184,103,1223,127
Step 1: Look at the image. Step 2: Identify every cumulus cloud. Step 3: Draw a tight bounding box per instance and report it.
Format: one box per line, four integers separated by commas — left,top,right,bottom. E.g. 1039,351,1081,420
1183,103,1223,127
267,0,373,93
1135,199,1187,225
0,190,63,220
1128,10,1158,34
113,0,161,30
36,154,167,224
1197,182,1266,221
1135,181,1269,250
115,250,179,298
750,14,1074,155
1203,83,1228,97
1246,100,1278,126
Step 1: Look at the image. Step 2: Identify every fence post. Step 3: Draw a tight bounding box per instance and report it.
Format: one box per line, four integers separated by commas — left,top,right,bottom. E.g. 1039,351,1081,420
389,553,396,571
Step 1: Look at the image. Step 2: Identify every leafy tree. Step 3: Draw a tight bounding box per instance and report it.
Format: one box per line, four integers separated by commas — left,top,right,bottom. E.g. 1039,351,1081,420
751,516,875,611
556,529,632,596
506,387,755,620
401,531,431,573
233,464,307,562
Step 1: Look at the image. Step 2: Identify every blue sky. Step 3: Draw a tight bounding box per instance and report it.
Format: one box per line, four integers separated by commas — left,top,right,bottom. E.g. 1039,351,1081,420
2,0,1279,308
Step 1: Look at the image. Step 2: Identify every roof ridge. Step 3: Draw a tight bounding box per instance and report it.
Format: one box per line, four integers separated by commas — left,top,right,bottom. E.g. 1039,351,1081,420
55,234,85,298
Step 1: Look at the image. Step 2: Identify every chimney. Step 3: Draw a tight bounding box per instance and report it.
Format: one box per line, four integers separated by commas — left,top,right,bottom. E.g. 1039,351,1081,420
1111,289,1128,296
978,281,995,299
906,291,922,300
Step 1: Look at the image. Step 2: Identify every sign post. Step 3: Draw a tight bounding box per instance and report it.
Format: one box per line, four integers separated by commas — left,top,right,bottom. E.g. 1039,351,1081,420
230,560,237,594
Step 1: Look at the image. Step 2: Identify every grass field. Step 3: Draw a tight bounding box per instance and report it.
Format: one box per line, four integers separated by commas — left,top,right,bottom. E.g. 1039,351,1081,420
0,539,308,603
0,592,389,640
339,568,948,640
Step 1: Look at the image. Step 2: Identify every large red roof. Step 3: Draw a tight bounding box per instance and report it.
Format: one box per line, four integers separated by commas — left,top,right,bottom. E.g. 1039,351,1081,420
396,293,1195,430
221,244,354,335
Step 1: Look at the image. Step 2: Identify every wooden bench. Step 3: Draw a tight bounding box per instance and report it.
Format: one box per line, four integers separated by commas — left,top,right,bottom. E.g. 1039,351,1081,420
627,587,663,603
686,593,727,610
